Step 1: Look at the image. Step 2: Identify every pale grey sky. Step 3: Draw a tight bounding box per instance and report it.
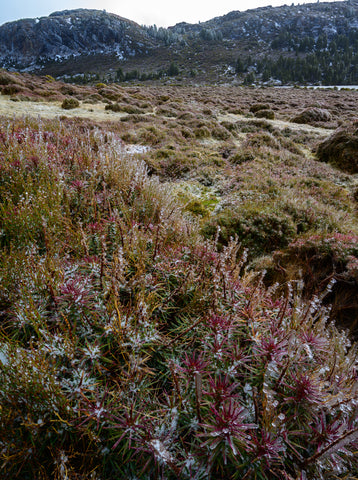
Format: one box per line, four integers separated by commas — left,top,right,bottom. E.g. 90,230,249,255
0,0,338,27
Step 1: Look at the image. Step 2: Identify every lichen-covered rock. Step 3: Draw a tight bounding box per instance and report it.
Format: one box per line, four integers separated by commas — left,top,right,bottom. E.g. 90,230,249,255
316,122,358,173
291,107,331,125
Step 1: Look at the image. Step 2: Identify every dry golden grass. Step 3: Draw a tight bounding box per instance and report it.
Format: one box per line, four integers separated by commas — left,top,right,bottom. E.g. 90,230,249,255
0,96,129,121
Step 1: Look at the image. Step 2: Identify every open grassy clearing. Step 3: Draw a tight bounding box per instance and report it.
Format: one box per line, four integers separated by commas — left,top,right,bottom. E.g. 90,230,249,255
1,72,358,479
217,111,335,137
0,95,335,138
0,95,128,121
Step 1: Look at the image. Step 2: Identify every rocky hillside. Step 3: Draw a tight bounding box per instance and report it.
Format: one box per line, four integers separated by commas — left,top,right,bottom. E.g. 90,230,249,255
1,1,358,84
0,9,159,70
172,1,358,43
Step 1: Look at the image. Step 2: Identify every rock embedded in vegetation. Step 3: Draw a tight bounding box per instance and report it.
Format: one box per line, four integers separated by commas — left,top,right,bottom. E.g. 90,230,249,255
316,122,358,173
291,107,331,125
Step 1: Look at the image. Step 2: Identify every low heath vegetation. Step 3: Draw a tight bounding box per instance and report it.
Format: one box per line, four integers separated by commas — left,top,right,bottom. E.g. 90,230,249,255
0,75,358,479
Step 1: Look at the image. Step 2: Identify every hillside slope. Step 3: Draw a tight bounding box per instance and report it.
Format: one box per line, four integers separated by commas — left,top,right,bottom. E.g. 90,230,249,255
0,2,358,83
0,9,159,70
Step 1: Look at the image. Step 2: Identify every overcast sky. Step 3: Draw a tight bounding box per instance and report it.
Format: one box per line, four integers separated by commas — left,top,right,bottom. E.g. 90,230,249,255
0,0,338,28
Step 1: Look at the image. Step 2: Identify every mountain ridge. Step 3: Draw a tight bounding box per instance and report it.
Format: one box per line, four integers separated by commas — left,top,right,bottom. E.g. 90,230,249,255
1,1,358,85
0,9,159,70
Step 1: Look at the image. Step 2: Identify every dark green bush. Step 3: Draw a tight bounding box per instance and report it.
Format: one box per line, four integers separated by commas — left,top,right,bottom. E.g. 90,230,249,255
194,126,211,138
255,109,275,120
0,74,12,85
60,85,79,96
249,103,270,113
316,122,358,173
202,207,296,257
156,106,178,117
292,107,332,125
122,104,145,114
211,125,232,140
1,84,21,95
105,102,122,112
61,98,80,110
230,149,256,164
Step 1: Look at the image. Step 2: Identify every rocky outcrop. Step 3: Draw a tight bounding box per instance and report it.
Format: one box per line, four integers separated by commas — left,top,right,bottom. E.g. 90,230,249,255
0,9,159,69
0,2,358,80
171,1,358,45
